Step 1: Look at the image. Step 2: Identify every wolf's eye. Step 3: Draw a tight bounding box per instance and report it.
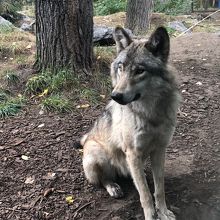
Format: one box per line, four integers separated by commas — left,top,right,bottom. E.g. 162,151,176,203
135,69,145,75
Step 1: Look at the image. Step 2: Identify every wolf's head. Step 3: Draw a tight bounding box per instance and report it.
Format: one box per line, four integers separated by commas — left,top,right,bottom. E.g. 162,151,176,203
111,26,171,105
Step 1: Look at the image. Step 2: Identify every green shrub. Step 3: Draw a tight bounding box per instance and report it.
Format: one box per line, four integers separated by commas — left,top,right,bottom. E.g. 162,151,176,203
0,0,23,14
154,0,192,15
94,0,126,16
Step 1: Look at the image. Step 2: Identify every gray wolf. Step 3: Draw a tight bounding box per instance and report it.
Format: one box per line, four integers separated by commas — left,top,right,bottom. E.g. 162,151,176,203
81,26,180,220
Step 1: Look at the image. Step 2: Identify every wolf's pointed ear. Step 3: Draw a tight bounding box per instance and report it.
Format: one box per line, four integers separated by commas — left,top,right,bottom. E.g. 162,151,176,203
145,27,170,63
113,26,132,54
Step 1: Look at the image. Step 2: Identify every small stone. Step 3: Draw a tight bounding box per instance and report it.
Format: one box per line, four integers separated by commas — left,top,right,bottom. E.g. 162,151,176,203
196,81,202,86
38,123,45,128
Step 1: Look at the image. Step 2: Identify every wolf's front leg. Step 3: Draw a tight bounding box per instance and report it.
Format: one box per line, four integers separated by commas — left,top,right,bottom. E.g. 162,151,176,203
150,148,176,220
126,149,156,220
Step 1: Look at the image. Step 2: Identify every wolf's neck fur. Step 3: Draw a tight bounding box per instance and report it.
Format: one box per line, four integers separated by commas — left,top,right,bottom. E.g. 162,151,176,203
126,89,179,127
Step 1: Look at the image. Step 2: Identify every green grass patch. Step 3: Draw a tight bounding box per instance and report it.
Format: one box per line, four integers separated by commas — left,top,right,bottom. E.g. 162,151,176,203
0,95,25,118
41,95,72,113
0,89,9,102
25,72,51,95
4,71,20,85
78,87,101,104
50,69,79,92
25,69,80,95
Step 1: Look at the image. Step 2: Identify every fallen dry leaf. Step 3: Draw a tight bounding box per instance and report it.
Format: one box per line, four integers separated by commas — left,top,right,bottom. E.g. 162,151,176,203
25,176,35,184
100,94,106,99
38,88,49,97
76,104,90,109
66,196,74,204
38,123,45,128
26,44,32,49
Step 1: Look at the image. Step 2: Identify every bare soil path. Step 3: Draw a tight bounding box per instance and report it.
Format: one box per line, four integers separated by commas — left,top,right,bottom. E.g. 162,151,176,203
0,32,220,220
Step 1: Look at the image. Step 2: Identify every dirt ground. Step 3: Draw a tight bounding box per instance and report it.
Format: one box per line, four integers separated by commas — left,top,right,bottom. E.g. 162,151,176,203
0,31,220,220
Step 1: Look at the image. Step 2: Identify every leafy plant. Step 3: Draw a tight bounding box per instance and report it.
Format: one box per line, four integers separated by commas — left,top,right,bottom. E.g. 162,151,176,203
41,95,72,113
94,0,126,16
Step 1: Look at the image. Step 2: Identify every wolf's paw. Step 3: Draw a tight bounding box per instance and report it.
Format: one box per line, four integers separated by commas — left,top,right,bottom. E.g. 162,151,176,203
156,209,176,220
105,182,124,199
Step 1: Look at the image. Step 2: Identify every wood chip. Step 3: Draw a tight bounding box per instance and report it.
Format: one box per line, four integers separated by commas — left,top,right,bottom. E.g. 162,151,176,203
43,188,54,197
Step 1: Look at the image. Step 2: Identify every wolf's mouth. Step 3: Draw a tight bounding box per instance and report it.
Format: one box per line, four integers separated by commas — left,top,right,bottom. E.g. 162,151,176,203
132,93,141,102
115,93,141,105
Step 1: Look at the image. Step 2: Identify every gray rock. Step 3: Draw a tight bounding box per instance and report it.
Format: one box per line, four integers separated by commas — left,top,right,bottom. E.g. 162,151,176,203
0,16,17,32
168,21,191,33
20,21,35,32
93,26,133,46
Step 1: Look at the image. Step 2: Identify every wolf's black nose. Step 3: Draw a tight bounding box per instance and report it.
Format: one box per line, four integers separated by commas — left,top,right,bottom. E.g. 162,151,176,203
111,92,124,103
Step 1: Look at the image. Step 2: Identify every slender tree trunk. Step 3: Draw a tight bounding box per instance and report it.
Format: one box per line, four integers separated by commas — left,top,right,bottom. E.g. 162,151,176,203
35,0,93,74
125,0,153,35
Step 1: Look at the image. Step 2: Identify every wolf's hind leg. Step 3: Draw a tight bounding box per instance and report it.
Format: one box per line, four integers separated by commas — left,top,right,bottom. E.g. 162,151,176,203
83,140,123,198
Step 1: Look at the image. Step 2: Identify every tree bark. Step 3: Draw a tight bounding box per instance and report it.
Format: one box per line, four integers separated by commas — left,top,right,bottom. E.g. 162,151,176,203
35,0,93,74
125,0,153,35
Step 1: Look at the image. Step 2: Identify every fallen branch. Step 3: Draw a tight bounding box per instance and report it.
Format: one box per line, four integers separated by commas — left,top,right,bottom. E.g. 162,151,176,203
177,9,220,38
6,206,21,219
73,201,94,218
40,140,64,149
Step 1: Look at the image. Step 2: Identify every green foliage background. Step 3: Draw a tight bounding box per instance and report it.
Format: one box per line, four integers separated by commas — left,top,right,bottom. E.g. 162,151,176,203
94,0,127,16
154,0,192,15
93,0,193,16
0,0,24,14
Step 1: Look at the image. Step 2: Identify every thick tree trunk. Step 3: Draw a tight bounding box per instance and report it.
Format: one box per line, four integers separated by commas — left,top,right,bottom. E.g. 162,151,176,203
35,0,93,74
125,0,153,35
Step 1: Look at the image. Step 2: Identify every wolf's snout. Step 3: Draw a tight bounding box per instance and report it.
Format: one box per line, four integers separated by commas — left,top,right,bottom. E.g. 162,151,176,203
111,92,124,103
